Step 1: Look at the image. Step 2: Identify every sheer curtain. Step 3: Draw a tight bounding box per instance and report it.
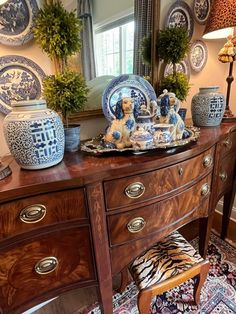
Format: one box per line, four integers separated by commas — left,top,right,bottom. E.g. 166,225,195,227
77,0,96,81
133,0,152,76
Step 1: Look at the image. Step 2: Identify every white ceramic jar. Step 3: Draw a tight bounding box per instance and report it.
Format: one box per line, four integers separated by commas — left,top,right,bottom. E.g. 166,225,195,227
3,99,65,169
191,86,226,126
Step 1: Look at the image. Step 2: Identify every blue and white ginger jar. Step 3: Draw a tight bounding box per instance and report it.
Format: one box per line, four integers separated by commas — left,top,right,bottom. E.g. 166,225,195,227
3,99,65,169
191,86,226,127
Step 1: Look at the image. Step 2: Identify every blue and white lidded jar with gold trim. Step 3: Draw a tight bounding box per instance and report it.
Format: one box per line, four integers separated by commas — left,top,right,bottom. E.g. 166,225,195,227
3,99,65,169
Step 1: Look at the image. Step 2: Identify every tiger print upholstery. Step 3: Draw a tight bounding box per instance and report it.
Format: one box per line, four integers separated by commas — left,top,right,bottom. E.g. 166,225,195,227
129,231,203,290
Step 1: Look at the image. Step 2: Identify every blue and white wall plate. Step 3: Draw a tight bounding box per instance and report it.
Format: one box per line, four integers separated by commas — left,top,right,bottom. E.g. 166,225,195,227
163,58,190,80
189,40,208,72
0,55,46,115
102,74,157,122
193,0,211,25
165,0,194,39
0,0,38,46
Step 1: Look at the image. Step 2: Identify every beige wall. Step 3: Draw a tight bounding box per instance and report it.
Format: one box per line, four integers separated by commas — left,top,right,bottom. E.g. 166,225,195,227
160,0,235,118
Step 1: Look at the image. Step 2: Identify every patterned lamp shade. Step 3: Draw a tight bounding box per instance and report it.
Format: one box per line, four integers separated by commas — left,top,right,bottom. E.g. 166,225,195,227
203,0,236,39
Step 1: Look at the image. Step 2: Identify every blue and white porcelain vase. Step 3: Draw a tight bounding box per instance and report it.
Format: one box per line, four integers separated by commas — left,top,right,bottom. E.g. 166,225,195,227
3,99,65,170
191,86,226,127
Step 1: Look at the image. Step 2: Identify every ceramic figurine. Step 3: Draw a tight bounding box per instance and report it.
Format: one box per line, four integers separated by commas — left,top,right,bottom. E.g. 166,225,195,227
153,124,173,144
136,100,158,131
130,127,153,150
104,97,136,149
158,90,185,141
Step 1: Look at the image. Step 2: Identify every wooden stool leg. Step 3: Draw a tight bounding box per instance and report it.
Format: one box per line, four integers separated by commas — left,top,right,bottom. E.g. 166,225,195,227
116,268,130,294
193,262,210,306
138,291,153,314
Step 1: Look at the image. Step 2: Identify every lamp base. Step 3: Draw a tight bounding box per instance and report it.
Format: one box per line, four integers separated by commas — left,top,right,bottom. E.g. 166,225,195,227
0,161,12,180
221,108,236,122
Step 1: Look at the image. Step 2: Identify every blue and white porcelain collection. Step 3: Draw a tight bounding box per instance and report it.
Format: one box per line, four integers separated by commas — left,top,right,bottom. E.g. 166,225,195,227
82,75,199,154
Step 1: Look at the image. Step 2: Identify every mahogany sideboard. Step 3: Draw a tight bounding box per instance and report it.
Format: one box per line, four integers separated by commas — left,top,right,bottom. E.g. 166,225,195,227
0,122,236,314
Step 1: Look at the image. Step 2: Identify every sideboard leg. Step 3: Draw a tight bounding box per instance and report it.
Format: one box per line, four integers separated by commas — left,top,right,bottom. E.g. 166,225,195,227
221,180,236,240
199,213,214,258
87,183,113,314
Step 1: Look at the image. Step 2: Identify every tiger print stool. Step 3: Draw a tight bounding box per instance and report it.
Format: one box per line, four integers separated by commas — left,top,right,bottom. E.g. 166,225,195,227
128,231,210,313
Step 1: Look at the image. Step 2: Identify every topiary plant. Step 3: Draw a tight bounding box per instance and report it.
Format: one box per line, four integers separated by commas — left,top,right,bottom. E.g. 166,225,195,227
157,27,189,67
33,0,82,73
140,35,151,65
157,26,190,100
159,72,190,101
43,69,89,127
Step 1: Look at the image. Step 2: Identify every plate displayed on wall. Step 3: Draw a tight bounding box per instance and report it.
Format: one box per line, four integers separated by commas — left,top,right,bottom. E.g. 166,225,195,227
189,40,208,72
0,55,46,115
193,0,211,25
102,74,157,122
165,0,194,39
163,58,190,80
0,0,38,46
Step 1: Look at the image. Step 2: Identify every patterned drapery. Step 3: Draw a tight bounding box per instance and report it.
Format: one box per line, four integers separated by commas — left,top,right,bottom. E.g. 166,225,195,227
133,0,152,76
77,0,96,80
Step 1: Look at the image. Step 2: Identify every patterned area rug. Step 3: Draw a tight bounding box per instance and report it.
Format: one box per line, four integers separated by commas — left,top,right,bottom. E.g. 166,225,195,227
83,234,236,314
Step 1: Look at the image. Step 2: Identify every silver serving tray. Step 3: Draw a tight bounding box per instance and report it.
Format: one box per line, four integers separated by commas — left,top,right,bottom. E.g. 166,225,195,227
81,126,200,155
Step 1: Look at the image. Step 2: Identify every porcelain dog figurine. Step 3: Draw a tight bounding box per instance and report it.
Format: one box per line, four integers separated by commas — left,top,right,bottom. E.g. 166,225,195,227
159,90,185,141
104,97,136,149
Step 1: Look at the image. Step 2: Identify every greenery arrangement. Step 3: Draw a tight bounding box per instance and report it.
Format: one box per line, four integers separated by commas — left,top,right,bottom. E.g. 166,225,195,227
140,35,151,65
159,72,190,102
43,70,89,127
33,0,82,73
157,27,190,100
33,0,88,127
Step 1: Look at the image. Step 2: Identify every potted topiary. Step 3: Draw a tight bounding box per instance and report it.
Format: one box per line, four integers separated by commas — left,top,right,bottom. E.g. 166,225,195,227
33,0,88,151
157,27,190,102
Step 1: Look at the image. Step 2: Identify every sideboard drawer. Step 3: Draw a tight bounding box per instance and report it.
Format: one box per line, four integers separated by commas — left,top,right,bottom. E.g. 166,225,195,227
104,147,214,210
0,188,87,240
216,152,236,198
0,226,95,312
218,131,236,157
107,174,211,246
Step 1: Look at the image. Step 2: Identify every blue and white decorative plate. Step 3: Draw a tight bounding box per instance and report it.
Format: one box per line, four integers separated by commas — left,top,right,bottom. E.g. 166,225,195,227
0,0,38,46
0,55,46,115
102,74,157,122
165,0,194,39
189,40,208,72
163,58,190,80
193,0,211,25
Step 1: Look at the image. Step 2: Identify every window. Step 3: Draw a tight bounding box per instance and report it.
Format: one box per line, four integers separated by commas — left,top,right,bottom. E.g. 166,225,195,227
94,18,134,76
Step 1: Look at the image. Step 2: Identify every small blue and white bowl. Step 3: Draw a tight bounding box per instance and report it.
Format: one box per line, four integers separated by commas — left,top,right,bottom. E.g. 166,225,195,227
130,127,153,150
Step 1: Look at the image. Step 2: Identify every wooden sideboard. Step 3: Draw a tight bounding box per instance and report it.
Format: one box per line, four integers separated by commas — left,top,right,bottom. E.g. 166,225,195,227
0,123,236,314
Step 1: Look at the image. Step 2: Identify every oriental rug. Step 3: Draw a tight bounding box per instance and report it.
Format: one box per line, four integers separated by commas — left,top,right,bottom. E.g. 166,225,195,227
82,233,236,314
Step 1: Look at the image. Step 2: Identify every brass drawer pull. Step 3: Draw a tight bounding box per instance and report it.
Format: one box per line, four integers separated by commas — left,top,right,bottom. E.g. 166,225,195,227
223,138,232,149
127,217,146,233
178,167,184,176
20,204,46,223
35,257,58,275
125,182,145,199
201,183,210,196
203,155,213,168
219,171,228,182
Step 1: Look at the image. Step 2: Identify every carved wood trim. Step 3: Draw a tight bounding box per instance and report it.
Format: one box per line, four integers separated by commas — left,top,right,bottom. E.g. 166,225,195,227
68,109,104,122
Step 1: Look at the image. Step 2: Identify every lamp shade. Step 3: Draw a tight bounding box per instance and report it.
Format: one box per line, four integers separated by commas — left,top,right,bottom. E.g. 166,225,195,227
203,0,236,39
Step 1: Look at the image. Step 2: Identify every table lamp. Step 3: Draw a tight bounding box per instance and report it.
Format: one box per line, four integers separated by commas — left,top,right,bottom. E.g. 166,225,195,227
203,0,236,122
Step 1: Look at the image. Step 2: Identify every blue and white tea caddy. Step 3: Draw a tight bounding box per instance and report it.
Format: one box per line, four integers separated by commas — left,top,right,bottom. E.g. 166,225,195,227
3,99,65,170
